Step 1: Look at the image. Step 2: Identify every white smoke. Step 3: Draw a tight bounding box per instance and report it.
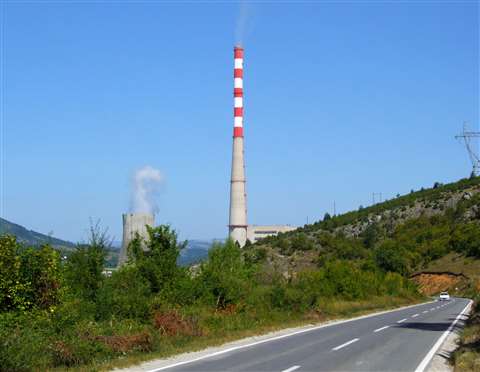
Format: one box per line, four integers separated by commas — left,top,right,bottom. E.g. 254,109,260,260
131,166,163,215
235,1,251,46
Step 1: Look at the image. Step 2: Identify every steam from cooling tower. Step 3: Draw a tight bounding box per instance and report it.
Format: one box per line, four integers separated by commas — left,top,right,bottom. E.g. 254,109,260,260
235,1,251,46
131,165,163,215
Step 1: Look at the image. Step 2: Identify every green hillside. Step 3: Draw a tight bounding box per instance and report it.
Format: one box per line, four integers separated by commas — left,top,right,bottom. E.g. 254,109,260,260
0,217,75,250
249,176,480,295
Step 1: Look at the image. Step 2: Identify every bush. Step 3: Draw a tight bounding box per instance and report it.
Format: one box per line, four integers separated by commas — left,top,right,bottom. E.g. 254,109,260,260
0,236,62,312
198,240,255,309
96,266,151,320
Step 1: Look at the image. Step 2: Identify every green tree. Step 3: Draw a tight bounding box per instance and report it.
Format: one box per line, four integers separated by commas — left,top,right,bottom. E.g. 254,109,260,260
374,240,409,275
198,239,254,309
19,245,62,310
450,223,480,257
128,225,187,294
0,235,28,311
64,223,108,301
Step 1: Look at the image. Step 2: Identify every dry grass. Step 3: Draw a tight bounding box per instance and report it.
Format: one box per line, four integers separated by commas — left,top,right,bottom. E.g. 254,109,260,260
424,252,480,280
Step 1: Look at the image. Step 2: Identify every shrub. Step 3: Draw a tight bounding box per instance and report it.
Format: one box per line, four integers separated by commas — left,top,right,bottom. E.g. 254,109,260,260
96,266,151,320
0,235,29,312
198,240,255,309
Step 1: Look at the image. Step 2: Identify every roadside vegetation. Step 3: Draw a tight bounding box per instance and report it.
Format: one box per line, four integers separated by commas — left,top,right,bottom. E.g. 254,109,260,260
0,225,419,371
453,294,480,371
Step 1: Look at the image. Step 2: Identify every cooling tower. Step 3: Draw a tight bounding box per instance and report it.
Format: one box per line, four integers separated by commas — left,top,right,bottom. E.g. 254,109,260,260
118,213,154,266
228,46,248,247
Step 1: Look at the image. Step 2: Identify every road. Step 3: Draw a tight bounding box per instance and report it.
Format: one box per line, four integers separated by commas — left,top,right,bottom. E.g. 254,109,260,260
141,298,471,372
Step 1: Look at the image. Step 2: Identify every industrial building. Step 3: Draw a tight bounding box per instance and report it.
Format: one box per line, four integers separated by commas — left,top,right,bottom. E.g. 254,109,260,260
228,46,297,247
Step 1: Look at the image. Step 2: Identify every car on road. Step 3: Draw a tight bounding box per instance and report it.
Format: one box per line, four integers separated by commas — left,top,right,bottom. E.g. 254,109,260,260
439,292,450,301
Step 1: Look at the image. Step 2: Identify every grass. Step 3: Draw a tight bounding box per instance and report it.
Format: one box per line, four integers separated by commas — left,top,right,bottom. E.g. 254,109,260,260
55,295,423,372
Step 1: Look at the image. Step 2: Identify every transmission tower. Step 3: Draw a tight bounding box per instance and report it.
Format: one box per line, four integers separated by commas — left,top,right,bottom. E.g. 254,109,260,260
455,122,480,176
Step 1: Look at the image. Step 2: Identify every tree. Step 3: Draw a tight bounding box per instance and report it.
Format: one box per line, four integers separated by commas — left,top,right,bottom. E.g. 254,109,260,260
128,225,187,294
0,235,62,312
374,240,409,275
199,239,254,309
64,221,108,301
450,223,480,258
0,235,28,311
363,223,380,249
323,213,331,221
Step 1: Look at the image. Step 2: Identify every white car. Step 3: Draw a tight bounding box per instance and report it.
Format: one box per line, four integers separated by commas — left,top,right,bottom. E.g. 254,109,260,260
439,292,450,301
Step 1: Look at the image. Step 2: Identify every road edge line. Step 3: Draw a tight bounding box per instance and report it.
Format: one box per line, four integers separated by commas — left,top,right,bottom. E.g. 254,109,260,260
414,299,473,372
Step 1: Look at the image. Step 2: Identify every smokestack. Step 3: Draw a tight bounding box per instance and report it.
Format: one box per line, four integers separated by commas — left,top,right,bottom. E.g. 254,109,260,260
229,46,248,247
119,213,154,266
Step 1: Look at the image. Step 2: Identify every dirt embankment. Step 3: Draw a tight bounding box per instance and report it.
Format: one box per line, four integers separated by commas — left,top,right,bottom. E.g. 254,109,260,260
410,272,469,296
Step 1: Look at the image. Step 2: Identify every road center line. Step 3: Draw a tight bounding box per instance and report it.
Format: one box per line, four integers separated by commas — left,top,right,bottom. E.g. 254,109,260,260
332,338,360,351
281,366,300,372
412,314,419,318
397,318,407,323
374,325,390,333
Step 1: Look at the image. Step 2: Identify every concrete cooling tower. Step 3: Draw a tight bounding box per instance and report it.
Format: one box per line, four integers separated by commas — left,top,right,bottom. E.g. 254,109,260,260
118,213,154,266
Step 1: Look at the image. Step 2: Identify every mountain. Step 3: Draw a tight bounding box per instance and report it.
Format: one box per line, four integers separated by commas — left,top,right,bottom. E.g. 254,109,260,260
0,217,76,250
178,239,221,266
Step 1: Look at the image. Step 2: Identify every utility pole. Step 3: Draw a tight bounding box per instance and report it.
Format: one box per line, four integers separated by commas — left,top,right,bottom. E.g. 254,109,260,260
372,192,382,205
333,200,336,216
455,121,480,176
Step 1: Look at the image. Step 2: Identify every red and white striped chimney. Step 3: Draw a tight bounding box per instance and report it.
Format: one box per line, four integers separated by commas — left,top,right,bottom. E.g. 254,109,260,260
229,46,248,246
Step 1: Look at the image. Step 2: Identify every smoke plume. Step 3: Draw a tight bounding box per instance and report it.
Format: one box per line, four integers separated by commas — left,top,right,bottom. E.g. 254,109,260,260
235,1,250,46
131,166,163,214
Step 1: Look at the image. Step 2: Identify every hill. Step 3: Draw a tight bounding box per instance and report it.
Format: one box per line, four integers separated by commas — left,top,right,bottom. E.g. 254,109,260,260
0,217,76,251
248,176,480,296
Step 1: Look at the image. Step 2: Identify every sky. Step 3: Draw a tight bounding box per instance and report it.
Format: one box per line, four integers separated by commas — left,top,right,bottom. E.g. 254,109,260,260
1,0,479,243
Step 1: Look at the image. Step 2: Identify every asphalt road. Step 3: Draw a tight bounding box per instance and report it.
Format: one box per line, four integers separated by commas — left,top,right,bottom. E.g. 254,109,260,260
149,298,471,372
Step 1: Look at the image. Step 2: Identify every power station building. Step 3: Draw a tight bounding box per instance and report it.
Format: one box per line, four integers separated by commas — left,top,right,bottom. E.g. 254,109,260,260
246,225,297,244
228,46,297,247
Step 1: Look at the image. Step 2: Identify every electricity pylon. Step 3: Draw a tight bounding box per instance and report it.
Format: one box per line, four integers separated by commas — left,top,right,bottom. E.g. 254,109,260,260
455,122,480,176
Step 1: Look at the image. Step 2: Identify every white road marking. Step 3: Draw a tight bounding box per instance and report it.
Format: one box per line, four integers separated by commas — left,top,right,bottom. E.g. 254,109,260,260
415,300,473,372
397,318,407,323
430,308,435,310
422,311,428,313
374,326,390,333
332,338,360,351
281,366,301,372
412,314,419,318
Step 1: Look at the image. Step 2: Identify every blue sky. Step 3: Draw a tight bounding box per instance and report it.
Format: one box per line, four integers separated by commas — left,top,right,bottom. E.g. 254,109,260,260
2,1,478,242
